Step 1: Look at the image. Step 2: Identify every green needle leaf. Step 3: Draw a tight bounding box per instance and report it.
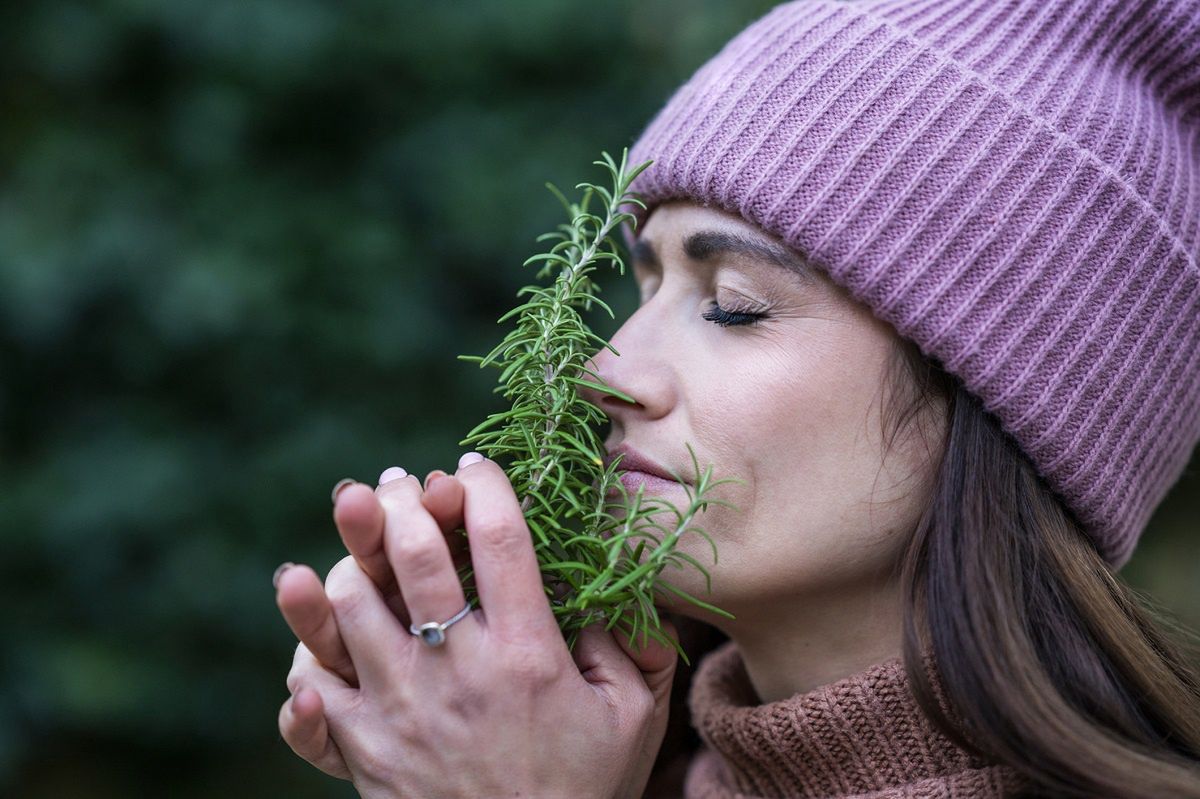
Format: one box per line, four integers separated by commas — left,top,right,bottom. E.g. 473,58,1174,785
451,148,739,659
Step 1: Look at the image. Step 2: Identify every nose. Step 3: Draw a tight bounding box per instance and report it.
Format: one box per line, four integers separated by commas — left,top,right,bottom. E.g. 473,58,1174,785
578,305,675,424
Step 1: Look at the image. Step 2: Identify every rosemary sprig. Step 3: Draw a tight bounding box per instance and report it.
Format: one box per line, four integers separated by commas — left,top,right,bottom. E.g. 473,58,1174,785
455,149,741,663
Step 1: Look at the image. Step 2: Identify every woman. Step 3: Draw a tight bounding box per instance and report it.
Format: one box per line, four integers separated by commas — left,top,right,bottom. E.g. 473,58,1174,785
275,0,1200,796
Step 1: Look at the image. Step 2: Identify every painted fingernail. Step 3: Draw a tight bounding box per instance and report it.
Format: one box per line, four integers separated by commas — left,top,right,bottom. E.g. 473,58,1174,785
458,451,484,468
272,562,295,589
331,478,356,505
379,466,408,485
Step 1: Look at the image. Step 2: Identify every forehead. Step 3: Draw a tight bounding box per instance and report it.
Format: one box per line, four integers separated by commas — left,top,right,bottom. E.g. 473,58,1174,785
639,201,757,241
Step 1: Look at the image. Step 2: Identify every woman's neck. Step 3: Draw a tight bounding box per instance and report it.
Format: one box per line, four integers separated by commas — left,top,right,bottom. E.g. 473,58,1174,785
714,576,905,703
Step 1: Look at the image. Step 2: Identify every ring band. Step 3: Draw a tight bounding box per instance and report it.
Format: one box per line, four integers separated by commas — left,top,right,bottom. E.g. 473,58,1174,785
409,602,472,647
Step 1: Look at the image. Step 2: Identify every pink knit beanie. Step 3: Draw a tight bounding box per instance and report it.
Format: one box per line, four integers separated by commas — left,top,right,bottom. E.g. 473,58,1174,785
624,0,1200,570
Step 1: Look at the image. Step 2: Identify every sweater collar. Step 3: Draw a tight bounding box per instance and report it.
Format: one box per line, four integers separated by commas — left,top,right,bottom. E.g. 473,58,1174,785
685,640,1025,798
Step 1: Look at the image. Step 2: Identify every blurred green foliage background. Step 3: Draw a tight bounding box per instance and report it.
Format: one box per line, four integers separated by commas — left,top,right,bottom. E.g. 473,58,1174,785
1,1,1196,796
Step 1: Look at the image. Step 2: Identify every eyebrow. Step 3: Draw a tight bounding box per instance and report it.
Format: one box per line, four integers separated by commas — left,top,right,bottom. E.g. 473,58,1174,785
632,229,817,285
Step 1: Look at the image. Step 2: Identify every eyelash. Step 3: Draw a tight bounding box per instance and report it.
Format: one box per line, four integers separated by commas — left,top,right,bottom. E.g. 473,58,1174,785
702,301,768,327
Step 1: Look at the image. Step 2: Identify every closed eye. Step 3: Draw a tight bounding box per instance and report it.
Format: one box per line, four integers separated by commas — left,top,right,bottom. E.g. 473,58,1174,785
702,302,768,327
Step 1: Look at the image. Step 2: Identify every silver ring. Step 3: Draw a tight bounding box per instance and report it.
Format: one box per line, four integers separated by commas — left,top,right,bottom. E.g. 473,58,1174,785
409,602,472,648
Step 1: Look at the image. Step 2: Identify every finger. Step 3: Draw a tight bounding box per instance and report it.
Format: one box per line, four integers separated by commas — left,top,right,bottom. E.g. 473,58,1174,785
279,688,351,780
323,555,411,688
333,482,393,593
612,618,679,707
321,554,410,686
335,473,467,623
340,469,469,578
275,564,358,685
282,645,356,775
376,474,478,652
422,469,448,491
421,472,470,571
287,640,359,697
454,453,559,643
372,467,470,566
422,471,466,537
572,624,644,689
573,623,677,745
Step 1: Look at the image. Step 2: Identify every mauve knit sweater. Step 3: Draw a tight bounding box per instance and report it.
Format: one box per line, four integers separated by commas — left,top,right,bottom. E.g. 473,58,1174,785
650,641,1029,798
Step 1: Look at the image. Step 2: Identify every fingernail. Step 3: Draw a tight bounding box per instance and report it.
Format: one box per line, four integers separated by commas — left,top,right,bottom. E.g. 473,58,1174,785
379,466,408,485
458,451,484,468
424,469,448,489
331,478,356,505
272,562,295,589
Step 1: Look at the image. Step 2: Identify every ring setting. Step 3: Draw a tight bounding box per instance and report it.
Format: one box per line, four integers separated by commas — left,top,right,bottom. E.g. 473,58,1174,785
410,602,472,647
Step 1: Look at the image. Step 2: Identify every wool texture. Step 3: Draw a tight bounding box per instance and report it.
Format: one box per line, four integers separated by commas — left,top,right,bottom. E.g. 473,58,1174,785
671,641,1028,798
625,0,1200,569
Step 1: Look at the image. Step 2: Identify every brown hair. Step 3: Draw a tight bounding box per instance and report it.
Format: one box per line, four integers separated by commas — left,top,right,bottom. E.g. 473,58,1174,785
888,335,1200,797
645,334,1200,798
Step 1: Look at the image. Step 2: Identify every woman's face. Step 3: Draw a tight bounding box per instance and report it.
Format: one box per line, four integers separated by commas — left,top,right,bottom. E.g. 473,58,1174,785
585,201,945,624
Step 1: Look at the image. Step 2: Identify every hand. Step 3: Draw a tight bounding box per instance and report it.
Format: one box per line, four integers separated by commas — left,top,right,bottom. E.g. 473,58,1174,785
280,454,679,799
276,467,466,687
275,466,464,779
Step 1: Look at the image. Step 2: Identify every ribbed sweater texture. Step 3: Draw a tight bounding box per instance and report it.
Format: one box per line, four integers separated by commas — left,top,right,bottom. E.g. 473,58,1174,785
625,0,1200,570
667,642,1027,798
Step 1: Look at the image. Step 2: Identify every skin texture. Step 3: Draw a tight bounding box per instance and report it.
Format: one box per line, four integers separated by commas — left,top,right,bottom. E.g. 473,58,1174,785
277,458,678,798
582,201,946,702
275,200,947,791
276,468,468,779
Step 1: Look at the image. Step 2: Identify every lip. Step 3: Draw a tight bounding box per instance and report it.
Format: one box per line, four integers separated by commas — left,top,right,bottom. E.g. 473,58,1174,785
602,444,690,493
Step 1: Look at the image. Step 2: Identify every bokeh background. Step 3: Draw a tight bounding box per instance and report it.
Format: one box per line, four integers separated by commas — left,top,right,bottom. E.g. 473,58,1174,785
1,1,1196,796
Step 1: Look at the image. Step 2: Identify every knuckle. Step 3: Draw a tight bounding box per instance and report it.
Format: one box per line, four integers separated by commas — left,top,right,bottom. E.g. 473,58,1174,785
286,659,307,694
324,556,355,595
324,557,365,611
327,589,364,621
392,532,445,578
631,687,656,722
500,648,559,688
614,686,655,732
439,673,490,721
473,517,526,558
351,743,396,786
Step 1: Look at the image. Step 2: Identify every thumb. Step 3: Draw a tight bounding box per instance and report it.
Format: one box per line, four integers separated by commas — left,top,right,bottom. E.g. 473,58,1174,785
573,620,679,712
573,622,680,799
612,618,680,707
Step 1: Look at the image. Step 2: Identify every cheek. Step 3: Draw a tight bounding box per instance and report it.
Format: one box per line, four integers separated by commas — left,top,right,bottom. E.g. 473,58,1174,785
693,343,853,479
693,341,903,545
686,349,833,538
